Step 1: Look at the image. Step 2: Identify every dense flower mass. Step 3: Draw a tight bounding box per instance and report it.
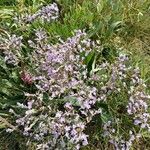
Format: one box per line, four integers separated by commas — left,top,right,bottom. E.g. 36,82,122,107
7,30,102,149
30,30,95,97
3,27,149,149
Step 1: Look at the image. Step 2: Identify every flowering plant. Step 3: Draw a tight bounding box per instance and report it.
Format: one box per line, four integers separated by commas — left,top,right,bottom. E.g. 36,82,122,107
0,2,150,150
2,28,149,150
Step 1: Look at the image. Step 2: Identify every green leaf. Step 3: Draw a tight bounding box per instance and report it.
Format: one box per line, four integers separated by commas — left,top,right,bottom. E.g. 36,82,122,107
0,122,6,129
101,111,111,123
67,97,80,106
84,51,95,65
111,21,123,29
97,0,104,13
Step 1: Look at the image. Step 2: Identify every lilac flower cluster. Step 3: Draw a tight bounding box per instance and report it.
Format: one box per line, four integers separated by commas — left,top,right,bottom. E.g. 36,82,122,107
103,120,141,150
1,34,23,65
26,3,59,23
127,68,150,130
30,29,95,97
8,91,99,149
3,51,18,66
96,54,130,100
4,34,23,50
101,60,150,149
